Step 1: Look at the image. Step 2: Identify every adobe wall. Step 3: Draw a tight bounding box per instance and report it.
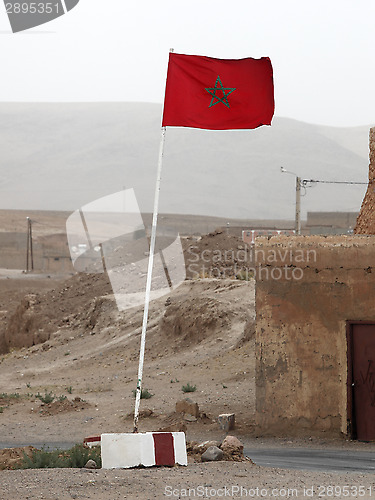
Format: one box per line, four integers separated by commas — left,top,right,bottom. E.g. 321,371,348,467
355,127,375,234
255,235,375,437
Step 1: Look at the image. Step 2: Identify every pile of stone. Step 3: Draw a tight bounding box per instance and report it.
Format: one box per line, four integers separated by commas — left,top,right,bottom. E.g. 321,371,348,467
187,436,251,463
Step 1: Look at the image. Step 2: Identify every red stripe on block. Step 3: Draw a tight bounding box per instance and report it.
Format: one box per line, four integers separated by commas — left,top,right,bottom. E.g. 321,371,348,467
84,436,101,443
152,432,175,466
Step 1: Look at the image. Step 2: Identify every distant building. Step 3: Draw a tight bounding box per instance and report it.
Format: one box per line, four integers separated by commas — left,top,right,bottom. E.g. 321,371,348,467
242,229,295,245
306,211,358,235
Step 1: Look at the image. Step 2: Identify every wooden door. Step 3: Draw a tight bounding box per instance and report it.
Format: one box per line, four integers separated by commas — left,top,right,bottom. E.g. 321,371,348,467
350,323,375,441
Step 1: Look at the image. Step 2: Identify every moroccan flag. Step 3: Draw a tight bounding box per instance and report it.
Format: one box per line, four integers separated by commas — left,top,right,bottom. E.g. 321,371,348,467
162,53,274,130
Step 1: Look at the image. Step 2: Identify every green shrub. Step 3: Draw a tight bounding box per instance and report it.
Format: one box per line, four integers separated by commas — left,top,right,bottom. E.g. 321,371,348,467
35,391,55,404
65,444,101,468
0,392,21,401
132,388,153,399
18,444,101,469
235,269,254,281
182,383,197,393
19,448,67,469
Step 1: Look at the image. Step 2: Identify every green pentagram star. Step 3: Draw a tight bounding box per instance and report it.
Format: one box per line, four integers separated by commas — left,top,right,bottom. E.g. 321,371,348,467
205,75,236,108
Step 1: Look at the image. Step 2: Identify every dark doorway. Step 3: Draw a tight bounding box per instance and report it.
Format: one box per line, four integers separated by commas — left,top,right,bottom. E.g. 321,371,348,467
348,322,375,441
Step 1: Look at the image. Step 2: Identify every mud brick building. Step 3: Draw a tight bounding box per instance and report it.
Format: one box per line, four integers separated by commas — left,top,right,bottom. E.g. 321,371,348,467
255,128,375,440
255,235,375,439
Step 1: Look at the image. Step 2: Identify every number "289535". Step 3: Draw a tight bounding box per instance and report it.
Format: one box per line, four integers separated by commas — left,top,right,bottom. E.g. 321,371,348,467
5,3,61,14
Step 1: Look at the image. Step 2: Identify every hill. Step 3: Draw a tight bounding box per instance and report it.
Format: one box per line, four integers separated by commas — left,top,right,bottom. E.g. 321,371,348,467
0,103,371,219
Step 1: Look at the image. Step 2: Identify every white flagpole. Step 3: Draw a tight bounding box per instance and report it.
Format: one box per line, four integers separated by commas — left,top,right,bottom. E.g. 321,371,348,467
133,125,167,432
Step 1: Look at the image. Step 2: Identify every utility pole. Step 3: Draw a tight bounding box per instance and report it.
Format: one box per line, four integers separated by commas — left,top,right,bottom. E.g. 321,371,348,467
26,217,34,272
295,176,301,235
281,167,302,235
281,167,367,236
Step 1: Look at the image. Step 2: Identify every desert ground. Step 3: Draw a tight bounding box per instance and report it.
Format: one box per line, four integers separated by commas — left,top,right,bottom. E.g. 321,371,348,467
0,212,375,499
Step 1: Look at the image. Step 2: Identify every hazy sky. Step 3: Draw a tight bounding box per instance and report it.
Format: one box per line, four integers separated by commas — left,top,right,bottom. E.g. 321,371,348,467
0,0,374,127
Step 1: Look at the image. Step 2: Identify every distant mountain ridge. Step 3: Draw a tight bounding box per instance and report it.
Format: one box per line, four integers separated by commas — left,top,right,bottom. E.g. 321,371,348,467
0,103,372,220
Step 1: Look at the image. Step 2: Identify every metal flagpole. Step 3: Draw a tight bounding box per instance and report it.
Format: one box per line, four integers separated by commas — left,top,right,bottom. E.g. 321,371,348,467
26,217,30,272
133,125,167,432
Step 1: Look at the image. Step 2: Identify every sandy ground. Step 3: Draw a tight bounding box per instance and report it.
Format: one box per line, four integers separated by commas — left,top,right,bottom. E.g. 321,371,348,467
1,462,375,500
0,276,256,443
0,235,375,498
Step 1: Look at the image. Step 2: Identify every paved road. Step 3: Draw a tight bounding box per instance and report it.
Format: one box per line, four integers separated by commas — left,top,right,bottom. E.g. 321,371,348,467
0,442,76,451
245,448,375,473
1,443,375,473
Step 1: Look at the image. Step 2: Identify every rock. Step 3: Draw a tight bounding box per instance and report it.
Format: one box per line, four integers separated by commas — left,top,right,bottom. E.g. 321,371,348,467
220,436,244,458
184,414,197,422
158,422,187,433
139,409,154,418
176,398,199,418
194,440,221,453
127,408,154,419
221,435,243,452
201,446,223,462
84,459,97,469
218,413,235,432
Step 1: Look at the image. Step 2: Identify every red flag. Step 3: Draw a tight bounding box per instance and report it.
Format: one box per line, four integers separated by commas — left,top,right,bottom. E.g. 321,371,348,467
162,53,274,130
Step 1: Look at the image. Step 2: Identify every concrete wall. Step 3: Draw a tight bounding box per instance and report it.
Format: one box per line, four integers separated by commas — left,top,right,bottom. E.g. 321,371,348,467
307,212,358,229
306,211,358,235
255,235,375,437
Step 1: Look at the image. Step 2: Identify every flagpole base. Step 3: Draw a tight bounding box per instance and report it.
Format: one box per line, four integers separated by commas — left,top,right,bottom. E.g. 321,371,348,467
101,432,187,469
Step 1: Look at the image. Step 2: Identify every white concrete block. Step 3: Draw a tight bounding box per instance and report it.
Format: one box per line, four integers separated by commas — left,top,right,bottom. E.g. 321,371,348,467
141,432,156,467
101,433,143,469
172,431,188,466
101,432,187,469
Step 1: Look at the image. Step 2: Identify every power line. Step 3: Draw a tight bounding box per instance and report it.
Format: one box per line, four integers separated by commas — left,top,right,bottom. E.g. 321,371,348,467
280,167,367,235
301,179,367,186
